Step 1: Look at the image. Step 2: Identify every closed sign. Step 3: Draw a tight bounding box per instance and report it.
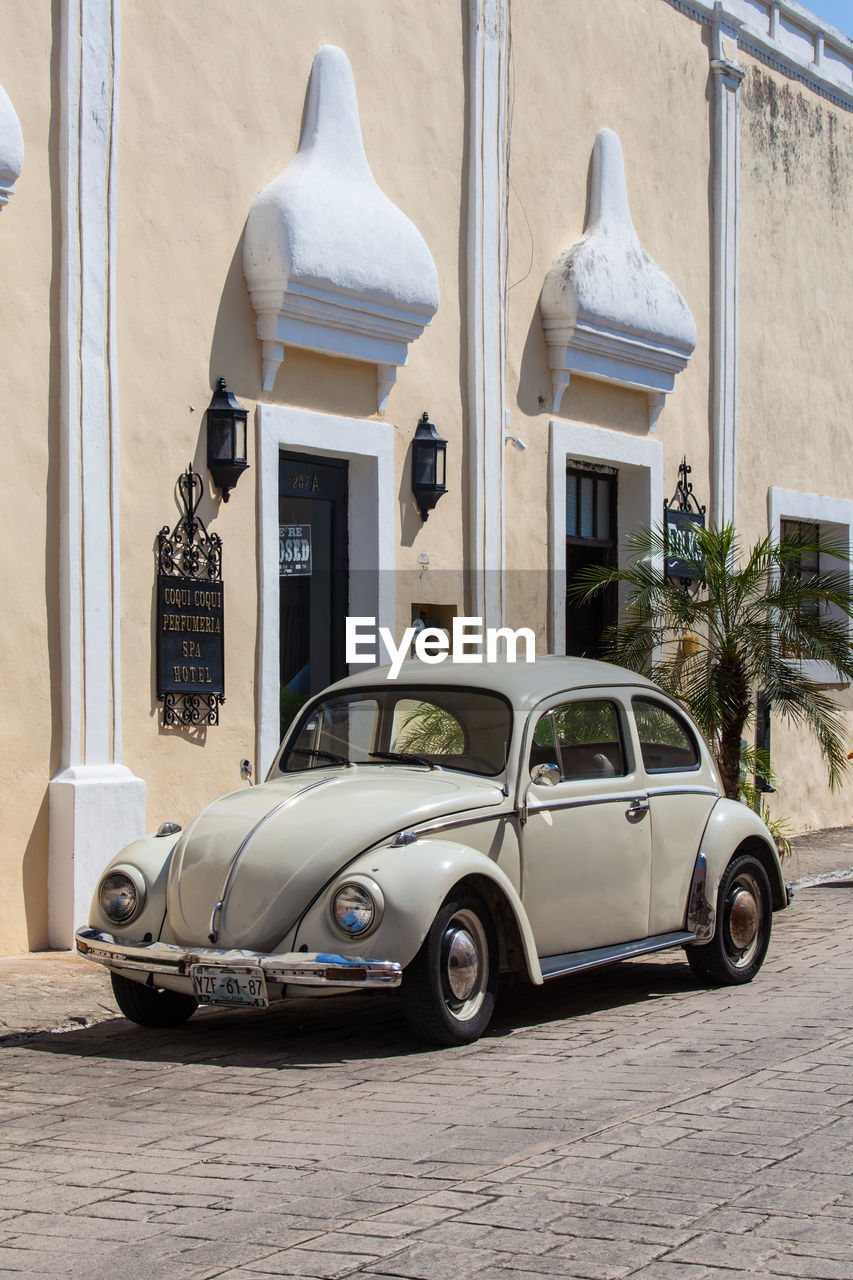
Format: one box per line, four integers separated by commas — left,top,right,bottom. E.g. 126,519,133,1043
280,524,312,576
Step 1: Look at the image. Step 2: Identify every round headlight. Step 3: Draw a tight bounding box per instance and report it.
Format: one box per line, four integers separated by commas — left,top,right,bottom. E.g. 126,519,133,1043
98,870,145,925
331,883,376,936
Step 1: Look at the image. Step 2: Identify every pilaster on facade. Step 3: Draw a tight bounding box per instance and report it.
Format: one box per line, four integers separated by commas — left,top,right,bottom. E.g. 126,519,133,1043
710,8,744,528
466,0,509,630
664,1,853,114
49,0,145,947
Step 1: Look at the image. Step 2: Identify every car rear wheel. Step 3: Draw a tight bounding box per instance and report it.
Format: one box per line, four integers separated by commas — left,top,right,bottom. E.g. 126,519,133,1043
686,853,772,986
111,972,198,1028
401,890,498,1047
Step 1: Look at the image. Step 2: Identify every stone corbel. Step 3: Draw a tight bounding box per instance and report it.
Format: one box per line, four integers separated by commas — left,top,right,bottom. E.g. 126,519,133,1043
540,129,697,430
244,46,439,410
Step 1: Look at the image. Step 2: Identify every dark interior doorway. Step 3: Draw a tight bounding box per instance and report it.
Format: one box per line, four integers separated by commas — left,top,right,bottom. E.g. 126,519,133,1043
565,466,618,659
279,452,348,736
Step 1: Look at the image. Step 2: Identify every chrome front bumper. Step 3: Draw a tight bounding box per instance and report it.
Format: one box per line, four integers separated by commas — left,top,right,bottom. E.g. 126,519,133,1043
75,927,402,988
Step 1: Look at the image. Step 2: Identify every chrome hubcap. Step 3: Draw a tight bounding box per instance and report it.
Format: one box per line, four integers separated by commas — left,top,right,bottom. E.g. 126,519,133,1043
445,927,479,1000
728,887,759,951
725,872,764,966
441,908,489,1021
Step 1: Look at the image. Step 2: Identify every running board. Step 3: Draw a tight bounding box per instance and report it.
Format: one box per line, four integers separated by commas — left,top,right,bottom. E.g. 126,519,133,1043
540,931,696,981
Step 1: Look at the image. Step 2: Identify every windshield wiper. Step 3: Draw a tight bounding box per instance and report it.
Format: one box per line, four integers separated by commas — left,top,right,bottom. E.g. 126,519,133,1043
369,751,436,769
290,747,350,766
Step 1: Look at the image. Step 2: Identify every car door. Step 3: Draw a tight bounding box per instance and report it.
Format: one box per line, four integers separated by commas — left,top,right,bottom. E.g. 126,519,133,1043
520,692,652,958
630,695,720,935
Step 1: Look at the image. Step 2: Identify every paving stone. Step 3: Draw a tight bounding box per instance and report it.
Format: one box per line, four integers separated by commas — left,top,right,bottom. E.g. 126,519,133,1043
2,866,853,1276
238,1246,384,1277
357,1241,511,1279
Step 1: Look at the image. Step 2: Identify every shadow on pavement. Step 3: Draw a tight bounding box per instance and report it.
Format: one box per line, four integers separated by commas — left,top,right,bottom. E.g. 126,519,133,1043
14,953,699,1069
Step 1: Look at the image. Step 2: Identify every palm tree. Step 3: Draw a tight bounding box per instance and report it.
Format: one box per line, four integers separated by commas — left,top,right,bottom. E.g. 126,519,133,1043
570,523,853,800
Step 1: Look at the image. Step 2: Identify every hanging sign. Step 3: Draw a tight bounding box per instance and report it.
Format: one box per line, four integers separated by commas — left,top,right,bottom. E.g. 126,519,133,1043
156,466,224,726
665,508,704,580
157,577,225,695
280,524,312,576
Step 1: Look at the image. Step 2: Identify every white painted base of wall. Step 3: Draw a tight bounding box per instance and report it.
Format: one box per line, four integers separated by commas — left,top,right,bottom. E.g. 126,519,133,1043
48,764,146,948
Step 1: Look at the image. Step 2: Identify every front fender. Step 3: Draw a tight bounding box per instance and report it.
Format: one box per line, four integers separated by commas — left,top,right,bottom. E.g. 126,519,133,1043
293,838,543,984
86,833,180,941
695,798,787,925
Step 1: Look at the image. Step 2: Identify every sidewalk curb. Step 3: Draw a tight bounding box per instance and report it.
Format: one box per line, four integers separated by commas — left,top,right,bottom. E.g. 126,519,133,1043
790,866,853,889
0,1013,121,1049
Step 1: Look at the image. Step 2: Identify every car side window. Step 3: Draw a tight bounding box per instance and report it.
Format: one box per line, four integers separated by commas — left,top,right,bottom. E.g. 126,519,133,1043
632,697,699,772
530,699,627,780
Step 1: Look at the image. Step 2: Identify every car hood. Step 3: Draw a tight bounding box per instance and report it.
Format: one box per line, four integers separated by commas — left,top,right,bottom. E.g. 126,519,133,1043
165,768,504,951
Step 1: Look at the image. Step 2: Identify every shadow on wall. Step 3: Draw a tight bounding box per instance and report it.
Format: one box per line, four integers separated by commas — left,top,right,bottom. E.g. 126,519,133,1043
23,791,50,949
208,229,383,421
208,230,260,405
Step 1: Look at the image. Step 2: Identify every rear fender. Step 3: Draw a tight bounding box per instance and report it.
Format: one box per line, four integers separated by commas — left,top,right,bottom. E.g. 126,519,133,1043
293,838,543,984
688,798,787,943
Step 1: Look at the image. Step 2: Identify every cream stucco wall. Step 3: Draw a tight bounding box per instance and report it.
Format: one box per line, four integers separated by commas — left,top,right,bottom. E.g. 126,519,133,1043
737,52,853,832
3,0,853,951
507,2,711,538
0,10,55,952
116,0,465,834
502,0,712,654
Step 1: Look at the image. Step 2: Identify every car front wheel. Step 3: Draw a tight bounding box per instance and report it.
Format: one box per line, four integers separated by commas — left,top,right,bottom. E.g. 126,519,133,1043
401,890,498,1047
111,972,198,1028
686,852,772,986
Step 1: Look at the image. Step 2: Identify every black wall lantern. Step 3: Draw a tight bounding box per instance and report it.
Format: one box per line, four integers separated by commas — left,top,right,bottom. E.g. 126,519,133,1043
411,411,447,521
206,377,249,501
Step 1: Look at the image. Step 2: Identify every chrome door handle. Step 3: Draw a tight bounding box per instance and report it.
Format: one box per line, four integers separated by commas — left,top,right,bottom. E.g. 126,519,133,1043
626,797,650,819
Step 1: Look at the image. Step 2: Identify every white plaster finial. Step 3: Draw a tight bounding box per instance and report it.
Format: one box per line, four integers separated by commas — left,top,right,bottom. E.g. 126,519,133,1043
244,45,439,402
540,129,696,427
0,82,24,209
587,127,633,229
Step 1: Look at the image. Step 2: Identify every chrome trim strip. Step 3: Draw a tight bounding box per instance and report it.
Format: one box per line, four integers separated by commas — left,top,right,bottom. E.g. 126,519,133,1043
646,785,720,798
528,790,648,816
208,776,337,942
540,930,696,980
686,852,715,941
74,927,402,988
412,808,514,837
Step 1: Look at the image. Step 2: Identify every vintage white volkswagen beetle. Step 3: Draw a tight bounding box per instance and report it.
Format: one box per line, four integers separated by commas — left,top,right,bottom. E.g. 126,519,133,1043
76,657,789,1046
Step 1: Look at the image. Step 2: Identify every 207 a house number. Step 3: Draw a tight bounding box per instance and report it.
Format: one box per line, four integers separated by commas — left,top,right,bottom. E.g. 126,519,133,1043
291,473,319,491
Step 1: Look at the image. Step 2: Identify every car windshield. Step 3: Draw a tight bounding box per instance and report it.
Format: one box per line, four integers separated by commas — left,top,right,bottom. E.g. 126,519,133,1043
278,686,512,778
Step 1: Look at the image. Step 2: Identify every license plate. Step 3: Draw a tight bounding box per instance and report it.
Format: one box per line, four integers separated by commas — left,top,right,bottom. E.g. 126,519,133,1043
192,965,268,1007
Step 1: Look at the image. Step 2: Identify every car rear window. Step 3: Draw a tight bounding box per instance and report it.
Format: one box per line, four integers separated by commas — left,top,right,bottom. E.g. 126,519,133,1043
632,697,699,772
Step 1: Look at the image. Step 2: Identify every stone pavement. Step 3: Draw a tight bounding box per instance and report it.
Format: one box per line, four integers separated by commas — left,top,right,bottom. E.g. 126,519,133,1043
0,831,852,1279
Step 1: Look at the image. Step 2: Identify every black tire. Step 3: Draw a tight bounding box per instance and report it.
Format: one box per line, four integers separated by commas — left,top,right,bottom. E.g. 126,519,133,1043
401,890,498,1047
686,853,772,986
111,972,198,1028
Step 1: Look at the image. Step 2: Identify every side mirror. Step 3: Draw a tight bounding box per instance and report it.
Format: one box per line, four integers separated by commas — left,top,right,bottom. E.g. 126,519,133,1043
519,759,561,826
240,758,254,786
530,762,561,787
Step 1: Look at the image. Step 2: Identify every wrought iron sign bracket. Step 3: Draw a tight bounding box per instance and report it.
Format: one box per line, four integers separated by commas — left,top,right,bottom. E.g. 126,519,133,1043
664,457,706,593
156,465,225,727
